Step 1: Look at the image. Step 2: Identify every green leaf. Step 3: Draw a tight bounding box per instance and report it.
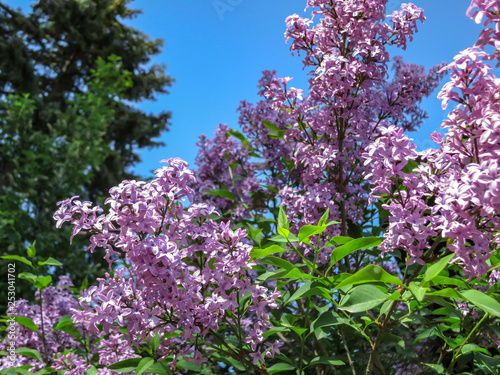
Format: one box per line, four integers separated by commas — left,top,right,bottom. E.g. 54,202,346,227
107,358,142,372
1,367,34,375
247,226,263,246
429,276,467,288
461,289,500,316
264,185,279,194
434,330,462,349
18,272,38,284
257,269,289,282
267,363,295,374
421,363,444,374
85,366,98,375
461,343,490,356
212,355,245,372
38,257,63,267
15,348,43,363
414,326,440,343
290,326,308,335
330,237,382,267
263,326,291,338
278,205,289,230
146,363,170,374
35,369,57,375
150,332,161,353
277,227,290,239
261,256,296,270
281,157,295,173
136,358,155,375
251,245,288,260
298,225,327,242
327,236,354,246
80,276,89,291
268,129,286,139
403,160,419,174
51,315,81,339
1,255,33,268
203,189,235,200
318,208,330,227
287,282,331,305
339,285,388,313
268,234,290,243
422,253,454,285
474,352,500,372
34,275,52,289
27,241,36,258
12,316,39,332
228,129,246,142
306,357,345,368
176,358,201,371
310,311,346,332
262,120,280,132
281,268,316,280
281,314,300,328
426,288,464,300
335,265,402,289
408,282,426,302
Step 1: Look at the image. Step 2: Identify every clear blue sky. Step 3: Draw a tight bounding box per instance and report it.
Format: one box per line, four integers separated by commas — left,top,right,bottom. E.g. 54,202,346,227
7,0,483,178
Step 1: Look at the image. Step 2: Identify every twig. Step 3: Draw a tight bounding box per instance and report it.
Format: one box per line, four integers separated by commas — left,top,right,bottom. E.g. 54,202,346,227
339,326,356,375
447,313,490,373
366,235,444,374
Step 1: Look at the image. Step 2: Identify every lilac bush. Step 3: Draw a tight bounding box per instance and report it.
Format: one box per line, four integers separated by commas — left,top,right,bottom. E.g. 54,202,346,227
2,0,500,374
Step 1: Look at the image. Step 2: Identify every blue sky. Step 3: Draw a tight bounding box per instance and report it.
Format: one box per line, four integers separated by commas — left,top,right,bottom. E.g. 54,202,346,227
8,0,483,178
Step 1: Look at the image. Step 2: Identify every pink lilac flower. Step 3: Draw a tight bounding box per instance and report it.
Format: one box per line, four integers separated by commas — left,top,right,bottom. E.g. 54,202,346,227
0,277,85,371
192,0,444,272
363,1,500,280
52,352,91,375
55,158,281,368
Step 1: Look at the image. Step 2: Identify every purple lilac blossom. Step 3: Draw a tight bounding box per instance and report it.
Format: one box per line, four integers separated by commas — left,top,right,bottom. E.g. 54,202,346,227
0,277,85,371
364,1,500,280
192,0,444,271
54,158,280,369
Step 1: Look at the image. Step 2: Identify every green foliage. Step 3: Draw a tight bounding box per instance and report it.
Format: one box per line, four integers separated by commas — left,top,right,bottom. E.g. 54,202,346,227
0,0,173,309
242,210,500,375
0,55,133,309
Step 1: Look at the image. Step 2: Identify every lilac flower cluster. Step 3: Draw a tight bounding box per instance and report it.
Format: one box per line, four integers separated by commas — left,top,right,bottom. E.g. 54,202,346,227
388,2,425,50
467,0,500,66
193,123,261,220
364,125,438,265
94,334,141,375
192,0,444,269
0,277,84,371
54,158,280,368
0,276,147,374
52,352,90,375
50,333,142,375
364,2,500,279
